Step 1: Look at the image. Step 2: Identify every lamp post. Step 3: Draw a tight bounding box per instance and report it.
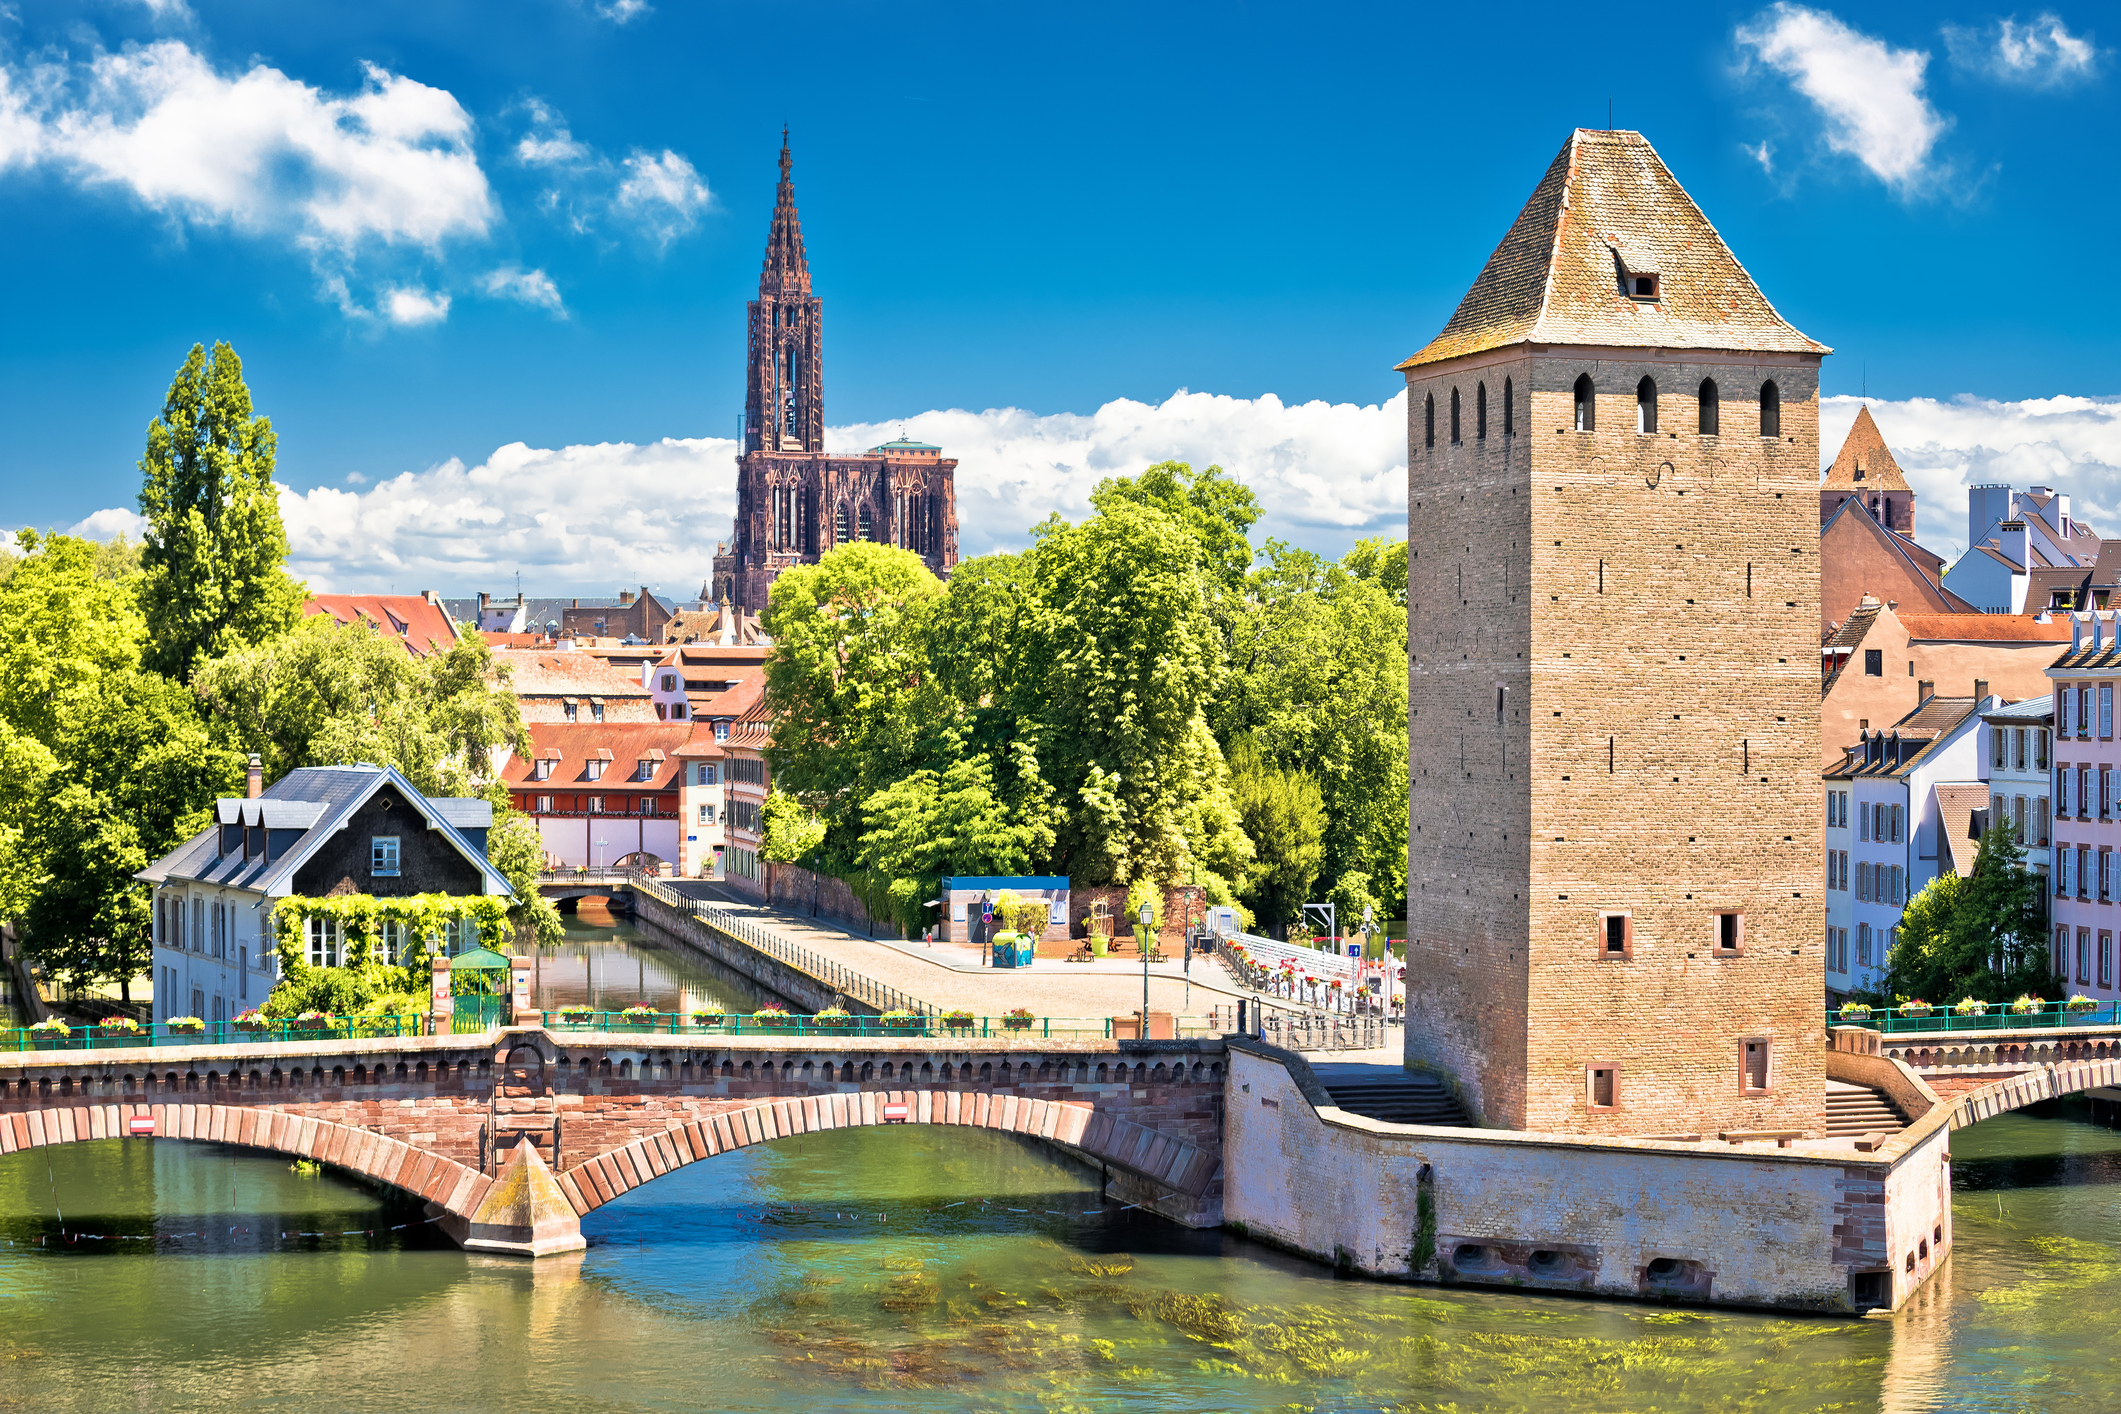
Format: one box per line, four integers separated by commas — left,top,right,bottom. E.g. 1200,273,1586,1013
1138,901,1153,1033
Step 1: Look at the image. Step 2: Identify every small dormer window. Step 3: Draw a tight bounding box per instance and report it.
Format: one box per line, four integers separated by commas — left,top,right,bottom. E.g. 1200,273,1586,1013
636,759,655,782
1630,274,1659,299
587,759,605,782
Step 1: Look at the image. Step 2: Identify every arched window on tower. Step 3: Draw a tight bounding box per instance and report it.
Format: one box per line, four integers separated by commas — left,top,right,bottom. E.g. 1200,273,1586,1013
836,502,852,545
858,502,874,541
1636,376,1658,435
1503,378,1514,436
1573,374,1595,432
1759,380,1781,438
1698,378,1720,435
1449,388,1462,445
1424,394,1435,449
1476,382,1488,441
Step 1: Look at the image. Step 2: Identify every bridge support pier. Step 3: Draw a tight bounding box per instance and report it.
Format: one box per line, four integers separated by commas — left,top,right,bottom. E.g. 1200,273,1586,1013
439,1137,586,1258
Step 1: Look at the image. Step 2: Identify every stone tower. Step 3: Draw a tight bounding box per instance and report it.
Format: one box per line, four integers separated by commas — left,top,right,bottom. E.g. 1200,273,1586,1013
1820,405,1913,533
711,136,959,610
1397,129,1829,1136
745,130,823,455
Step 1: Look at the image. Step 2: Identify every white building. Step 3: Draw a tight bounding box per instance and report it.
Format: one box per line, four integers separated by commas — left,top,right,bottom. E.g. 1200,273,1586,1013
1981,696,2053,895
136,761,512,1025
1824,694,1994,998
1941,485,2103,615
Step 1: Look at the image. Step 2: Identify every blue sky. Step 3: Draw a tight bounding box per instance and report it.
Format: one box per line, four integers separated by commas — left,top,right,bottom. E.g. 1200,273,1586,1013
2,0,2118,592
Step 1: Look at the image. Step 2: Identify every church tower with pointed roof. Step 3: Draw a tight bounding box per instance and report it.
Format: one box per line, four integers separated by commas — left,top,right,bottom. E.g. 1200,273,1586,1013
711,136,959,610
1820,405,1913,533
1398,129,1829,1137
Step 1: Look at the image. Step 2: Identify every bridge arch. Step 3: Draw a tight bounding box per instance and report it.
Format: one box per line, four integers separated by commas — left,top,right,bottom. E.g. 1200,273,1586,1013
1951,1058,2121,1128
0,1102,493,1218
554,1087,1220,1218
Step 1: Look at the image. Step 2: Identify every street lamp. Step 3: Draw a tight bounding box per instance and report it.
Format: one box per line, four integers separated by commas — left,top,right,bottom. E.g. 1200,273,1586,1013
1138,901,1153,1034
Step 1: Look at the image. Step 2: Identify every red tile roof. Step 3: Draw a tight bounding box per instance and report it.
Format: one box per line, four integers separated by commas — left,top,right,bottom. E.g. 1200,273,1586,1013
502,722,700,791
1896,614,2071,643
304,594,459,656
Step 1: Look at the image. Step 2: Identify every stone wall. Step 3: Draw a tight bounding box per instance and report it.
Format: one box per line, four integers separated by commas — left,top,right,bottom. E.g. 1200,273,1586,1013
1222,1041,1951,1312
765,862,884,937
1404,349,1826,1137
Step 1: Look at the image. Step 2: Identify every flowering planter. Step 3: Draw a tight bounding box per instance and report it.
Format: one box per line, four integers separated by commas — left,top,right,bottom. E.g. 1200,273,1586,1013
687,1016,728,1032
2066,997,2100,1015
89,1029,151,1048
1899,1005,1932,1019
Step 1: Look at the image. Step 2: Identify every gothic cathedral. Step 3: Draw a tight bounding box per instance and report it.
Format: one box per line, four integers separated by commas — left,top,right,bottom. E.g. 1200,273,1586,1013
710,136,959,610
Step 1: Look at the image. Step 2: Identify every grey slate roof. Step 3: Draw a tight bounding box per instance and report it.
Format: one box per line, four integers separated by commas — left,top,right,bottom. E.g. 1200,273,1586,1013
1982,695,2054,724
137,764,511,898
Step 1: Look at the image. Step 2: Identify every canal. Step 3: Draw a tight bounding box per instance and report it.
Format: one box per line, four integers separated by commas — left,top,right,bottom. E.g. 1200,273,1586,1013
0,914,2110,1410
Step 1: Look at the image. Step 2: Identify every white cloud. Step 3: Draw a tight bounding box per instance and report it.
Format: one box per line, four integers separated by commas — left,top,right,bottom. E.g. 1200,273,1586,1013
1737,4,1950,192
614,148,710,245
1823,393,2121,561
274,389,1410,594
36,43,492,250
597,0,651,23
127,0,194,23
479,265,564,313
67,506,148,540
385,286,450,326
1946,13,2100,86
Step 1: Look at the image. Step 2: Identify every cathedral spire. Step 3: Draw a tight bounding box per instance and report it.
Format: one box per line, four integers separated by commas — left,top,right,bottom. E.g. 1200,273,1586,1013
760,130,810,298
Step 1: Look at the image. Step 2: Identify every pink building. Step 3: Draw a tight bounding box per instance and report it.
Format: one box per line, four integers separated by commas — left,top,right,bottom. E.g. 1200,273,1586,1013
2049,613,2121,997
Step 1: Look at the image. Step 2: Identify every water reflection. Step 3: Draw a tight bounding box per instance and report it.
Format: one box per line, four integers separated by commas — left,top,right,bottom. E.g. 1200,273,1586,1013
3,1097,2120,1409
526,900,774,1016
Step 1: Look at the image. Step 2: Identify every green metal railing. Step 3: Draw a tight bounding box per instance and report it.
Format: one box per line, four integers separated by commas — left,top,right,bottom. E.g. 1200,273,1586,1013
542,1010,1231,1041
3,1014,432,1053
1831,1000,2121,1034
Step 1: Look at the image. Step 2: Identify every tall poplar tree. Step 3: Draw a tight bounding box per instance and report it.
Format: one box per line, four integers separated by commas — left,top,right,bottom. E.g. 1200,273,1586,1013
137,342,304,682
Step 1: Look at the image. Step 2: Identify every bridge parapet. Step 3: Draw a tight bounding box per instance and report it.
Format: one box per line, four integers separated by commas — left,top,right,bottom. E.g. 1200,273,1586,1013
0,1028,1229,1249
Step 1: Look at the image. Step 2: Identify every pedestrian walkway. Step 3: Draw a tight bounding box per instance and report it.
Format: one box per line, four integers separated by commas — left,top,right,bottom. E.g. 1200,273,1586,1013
667,884,1260,1022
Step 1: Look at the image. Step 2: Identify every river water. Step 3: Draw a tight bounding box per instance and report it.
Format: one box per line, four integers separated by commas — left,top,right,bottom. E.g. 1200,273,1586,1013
1,912,2116,1411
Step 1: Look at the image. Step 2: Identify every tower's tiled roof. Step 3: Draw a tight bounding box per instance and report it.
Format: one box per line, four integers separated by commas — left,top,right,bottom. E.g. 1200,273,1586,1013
1397,129,1829,370
1821,406,1909,492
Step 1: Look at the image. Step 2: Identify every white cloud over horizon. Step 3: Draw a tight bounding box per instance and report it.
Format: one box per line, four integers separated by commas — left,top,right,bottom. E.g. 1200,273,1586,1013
37,388,2121,599
1737,4,1951,193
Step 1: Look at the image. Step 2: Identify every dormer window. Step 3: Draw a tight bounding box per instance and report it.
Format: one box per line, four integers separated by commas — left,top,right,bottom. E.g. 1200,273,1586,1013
586,759,606,782
636,759,656,782
1629,274,1659,299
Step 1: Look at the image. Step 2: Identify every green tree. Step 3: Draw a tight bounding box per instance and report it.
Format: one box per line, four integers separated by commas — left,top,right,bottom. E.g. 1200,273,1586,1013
1029,500,1251,894
0,534,238,996
761,789,828,863
855,753,1056,934
1228,735,1325,935
761,542,951,866
1886,824,2048,1004
1089,460,1262,598
481,799,565,943
137,342,304,682
1223,539,1409,917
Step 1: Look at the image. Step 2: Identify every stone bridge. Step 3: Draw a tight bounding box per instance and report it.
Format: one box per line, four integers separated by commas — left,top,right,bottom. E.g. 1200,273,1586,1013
0,1028,1227,1255
1875,1024,2121,1105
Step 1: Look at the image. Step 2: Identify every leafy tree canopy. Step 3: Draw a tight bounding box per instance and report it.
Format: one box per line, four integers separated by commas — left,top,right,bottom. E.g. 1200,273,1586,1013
137,342,304,682
1886,823,2048,1004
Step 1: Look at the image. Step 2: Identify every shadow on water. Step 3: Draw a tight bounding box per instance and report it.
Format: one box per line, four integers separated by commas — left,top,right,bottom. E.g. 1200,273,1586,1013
1949,1095,2121,1191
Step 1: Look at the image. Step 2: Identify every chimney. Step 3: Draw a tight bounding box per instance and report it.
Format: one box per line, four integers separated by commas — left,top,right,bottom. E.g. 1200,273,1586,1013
479,591,490,611
1974,679,1990,702
1917,680,1933,702
246,753,263,799
1999,521,2029,571
620,590,635,606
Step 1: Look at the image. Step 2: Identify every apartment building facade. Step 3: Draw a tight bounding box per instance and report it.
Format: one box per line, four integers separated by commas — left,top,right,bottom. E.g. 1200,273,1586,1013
2050,616,2121,996
1823,696,1990,998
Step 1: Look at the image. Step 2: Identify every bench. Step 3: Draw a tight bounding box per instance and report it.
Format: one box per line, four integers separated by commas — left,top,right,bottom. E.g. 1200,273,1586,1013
1717,1129,1808,1148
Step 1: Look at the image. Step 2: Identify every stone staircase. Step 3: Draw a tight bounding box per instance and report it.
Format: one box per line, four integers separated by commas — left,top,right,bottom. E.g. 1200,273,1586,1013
1824,1079,1907,1139
1319,1074,1470,1127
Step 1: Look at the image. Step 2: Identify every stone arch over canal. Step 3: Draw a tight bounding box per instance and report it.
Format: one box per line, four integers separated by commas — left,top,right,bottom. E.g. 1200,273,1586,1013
0,1029,1229,1249
1946,1057,2121,1128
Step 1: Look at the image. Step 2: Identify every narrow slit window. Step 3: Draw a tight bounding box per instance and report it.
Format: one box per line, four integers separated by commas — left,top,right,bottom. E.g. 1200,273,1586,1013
1476,382,1488,441
1450,387,1462,445
1601,913,1631,957
1424,393,1435,449
1637,376,1658,434
1502,377,1514,436
1698,378,1719,435
1715,912,1743,953
1759,380,1781,438
1573,374,1595,432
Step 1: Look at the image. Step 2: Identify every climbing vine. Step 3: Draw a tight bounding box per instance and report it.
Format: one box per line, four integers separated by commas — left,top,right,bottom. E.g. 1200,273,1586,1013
270,893,513,975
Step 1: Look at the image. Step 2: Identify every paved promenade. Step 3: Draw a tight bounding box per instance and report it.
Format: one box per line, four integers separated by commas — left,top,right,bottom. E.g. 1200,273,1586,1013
668,884,1280,1022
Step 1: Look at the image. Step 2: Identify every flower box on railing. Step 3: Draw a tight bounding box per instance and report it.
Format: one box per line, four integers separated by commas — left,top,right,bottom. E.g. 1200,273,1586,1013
811,1007,855,1035
2009,995,2042,1016
618,1005,661,1034
941,1010,976,1033
29,1019,71,1051
1000,1008,1036,1032
2066,995,2100,1014
881,1009,926,1036
167,1016,206,1037
233,1010,270,1034
1953,998,1988,1017
1898,1001,1932,1018
688,1011,727,1031
1836,1003,1873,1023
753,1006,793,1030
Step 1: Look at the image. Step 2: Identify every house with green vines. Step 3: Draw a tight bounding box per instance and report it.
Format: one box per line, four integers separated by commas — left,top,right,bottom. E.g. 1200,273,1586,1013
136,759,515,1024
